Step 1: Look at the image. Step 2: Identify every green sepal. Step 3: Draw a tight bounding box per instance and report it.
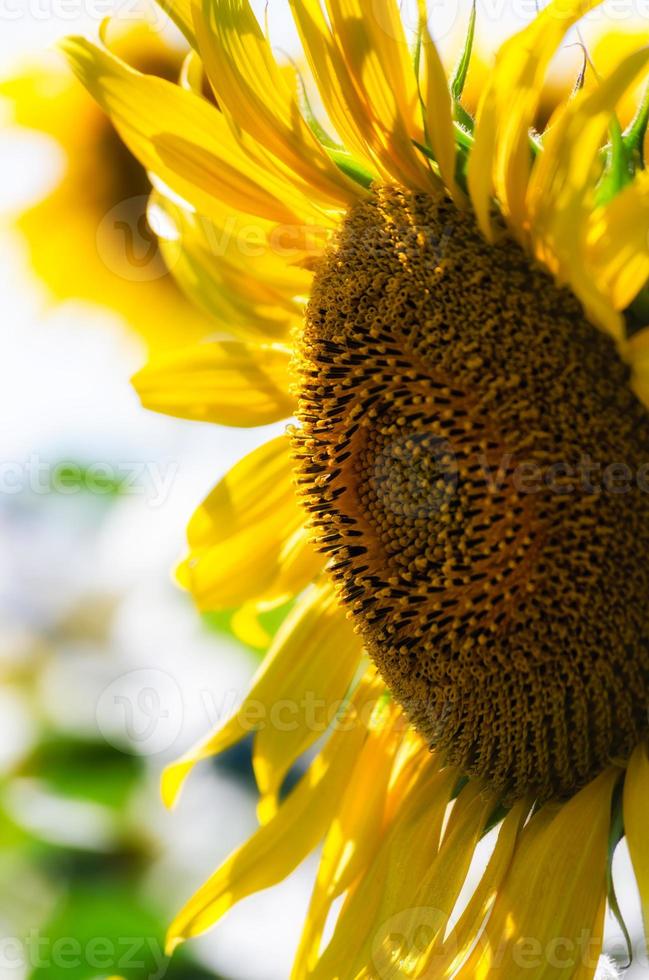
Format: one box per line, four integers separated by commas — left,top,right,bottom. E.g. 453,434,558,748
623,80,649,170
451,1,476,105
296,68,376,190
455,102,475,133
296,66,339,149
327,148,375,189
596,116,634,206
482,801,511,838
607,775,633,968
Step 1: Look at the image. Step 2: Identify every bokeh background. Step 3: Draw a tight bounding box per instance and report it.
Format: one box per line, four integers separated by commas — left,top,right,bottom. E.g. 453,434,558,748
1,1,649,977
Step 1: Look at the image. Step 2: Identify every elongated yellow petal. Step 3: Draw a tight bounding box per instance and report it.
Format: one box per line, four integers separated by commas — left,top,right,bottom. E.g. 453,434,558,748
60,38,323,226
150,192,311,344
370,782,496,980
193,0,360,208
292,699,403,977
321,0,435,190
417,800,530,978
628,329,649,408
419,6,464,207
179,435,321,613
166,685,371,950
585,171,649,313
624,741,649,952
469,0,602,240
311,763,457,977
288,0,378,173
528,47,649,338
162,582,355,808
461,767,619,980
132,341,294,427
253,584,365,821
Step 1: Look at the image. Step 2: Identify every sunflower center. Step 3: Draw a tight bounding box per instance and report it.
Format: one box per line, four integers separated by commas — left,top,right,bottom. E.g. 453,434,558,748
294,185,649,800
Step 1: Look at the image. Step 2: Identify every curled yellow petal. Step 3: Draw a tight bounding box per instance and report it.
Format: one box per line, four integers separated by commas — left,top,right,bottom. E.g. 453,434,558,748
179,435,321,613
469,0,602,241
132,340,294,427
462,767,619,980
60,37,323,226
585,171,649,313
322,0,434,190
528,46,649,338
166,679,374,950
252,583,365,821
418,4,465,207
624,741,649,953
311,762,458,977
162,581,353,808
416,799,530,978
193,0,361,208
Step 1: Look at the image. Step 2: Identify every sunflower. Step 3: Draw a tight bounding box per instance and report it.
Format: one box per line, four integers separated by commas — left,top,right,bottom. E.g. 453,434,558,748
2,23,213,351
62,0,649,976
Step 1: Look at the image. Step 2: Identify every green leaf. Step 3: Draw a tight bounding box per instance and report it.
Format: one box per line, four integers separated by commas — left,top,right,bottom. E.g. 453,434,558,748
450,0,476,104
18,735,143,810
28,883,223,980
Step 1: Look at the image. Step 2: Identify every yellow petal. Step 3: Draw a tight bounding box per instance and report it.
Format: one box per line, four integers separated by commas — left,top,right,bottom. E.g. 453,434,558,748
321,0,435,190
132,340,294,427
462,767,619,980
628,329,649,408
311,762,458,977
180,435,321,613
253,582,365,821
155,0,196,46
370,782,497,980
288,0,378,173
469,0,603,241
291,697,403,977
624,741,649,953
166,678,374,949
193,0,361,208
150,192,310,344
416,799,530,978
585,171,649,313
162,582,352,808
528,46,649,338
419,4,465,206
60,38,323,226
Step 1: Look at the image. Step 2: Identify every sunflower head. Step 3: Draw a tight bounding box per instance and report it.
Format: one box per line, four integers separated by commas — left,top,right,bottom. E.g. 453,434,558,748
295,183,649,800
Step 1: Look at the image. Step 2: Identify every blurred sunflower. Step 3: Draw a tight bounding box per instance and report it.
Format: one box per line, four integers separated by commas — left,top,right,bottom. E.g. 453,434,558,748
1,23,213,351
62,0,649,976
